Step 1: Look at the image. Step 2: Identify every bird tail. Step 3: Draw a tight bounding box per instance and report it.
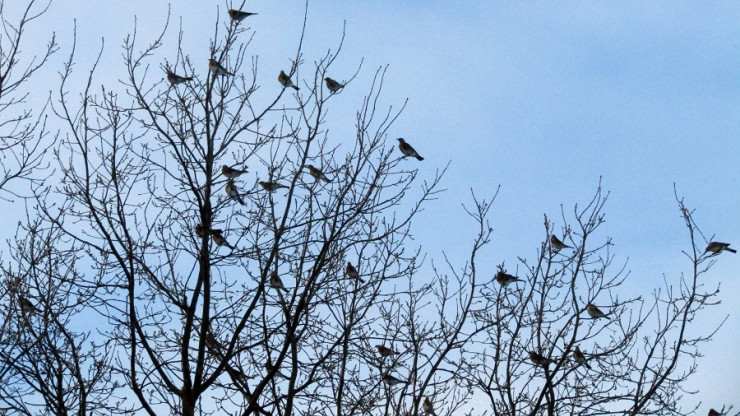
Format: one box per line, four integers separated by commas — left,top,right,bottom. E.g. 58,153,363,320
292,85,300,91
727,248,737,253
415,155,424,161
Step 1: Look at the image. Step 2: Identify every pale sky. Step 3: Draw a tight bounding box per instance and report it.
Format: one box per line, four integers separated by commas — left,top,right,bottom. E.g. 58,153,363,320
4,0,738,411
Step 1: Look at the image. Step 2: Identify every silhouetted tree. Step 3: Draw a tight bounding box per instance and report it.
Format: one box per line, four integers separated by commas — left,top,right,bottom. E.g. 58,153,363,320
0,3,732,416
0,0,56,199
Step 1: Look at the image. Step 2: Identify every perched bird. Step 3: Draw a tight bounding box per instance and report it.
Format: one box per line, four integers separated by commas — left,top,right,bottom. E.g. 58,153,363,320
375,344,396,357
586,303,607,319
167,70,194,85
708,409,721,416
195,224,206,238
423,397,436,416
382,373,407,386
550,235,572,251
307,164,331,182
396,138,424,161
495,271,521,287
324,77,344,92
196,224,221,238
18,296,37,314
222,165,248,179
278,70,300,90
212,231,234,249
346,262,364,283
259,181,288,192
209,58,234,76
228,9,257,22
225,180,245,205
573,346,591,369
270,270,288,292
204,331,223,353
529,351,555,367
705,242,736,254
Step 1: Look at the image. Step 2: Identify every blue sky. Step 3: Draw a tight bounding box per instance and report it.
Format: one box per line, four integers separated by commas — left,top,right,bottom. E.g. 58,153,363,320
4,0,739,411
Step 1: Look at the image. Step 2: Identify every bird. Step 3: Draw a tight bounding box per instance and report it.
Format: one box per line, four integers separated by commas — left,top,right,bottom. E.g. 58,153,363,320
423,397,436,416
278,70,299,90
212,231,234,249
346,262,364,283
550,235,572,251
222,165,248,179
167,70,193,85
306,165,331,182
586,303,607,319
495,271,521,287
375,344,396,357
225,180,245,205
269,270,288,292
705,242,736,254
209,58,234,76
204,331,223,353
18,296,37,314
259,181,288,192
196,224,222,238
195,224,206,238
529,351,555,367
324,77,344,92
228,9,257,22
396,138,424,161
708,409,721,416
573,346,591,369
382,373,407,386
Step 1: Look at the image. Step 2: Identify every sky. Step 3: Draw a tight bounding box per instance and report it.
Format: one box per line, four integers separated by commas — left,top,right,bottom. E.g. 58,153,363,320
3,0,739,412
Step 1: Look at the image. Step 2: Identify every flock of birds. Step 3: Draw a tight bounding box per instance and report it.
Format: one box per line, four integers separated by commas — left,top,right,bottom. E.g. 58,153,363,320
362,237,733,414
495,237,736,371
12,8,733,416
174,8,426,252
176,9,735,414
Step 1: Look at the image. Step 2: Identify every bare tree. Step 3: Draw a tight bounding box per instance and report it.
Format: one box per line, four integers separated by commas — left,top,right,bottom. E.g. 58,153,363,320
0,3,730,416
39,4,463,416
0,0,56,199
458,183,735,416
0,212,115,416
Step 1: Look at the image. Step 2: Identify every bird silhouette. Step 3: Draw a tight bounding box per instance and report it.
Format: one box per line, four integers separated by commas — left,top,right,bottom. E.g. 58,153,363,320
495,271,521,287
550,235,572,251
222,165,248,179
705,242,736,254
382,373,407,386
376,344,396,357
228,9,257,22
586,303,607,319
212,231,234,249
529,351,556,367
423,397,436,416
18,296,37,314
167,70,193,84
270,270,288,292
324,77,344,92
307,164,331,182
226,180,245,205
225,180,245,205
346,262,364,283
396,138,424,161
209,59,234,76
259,181,288,192
573,346,591,369
278,70,299,90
